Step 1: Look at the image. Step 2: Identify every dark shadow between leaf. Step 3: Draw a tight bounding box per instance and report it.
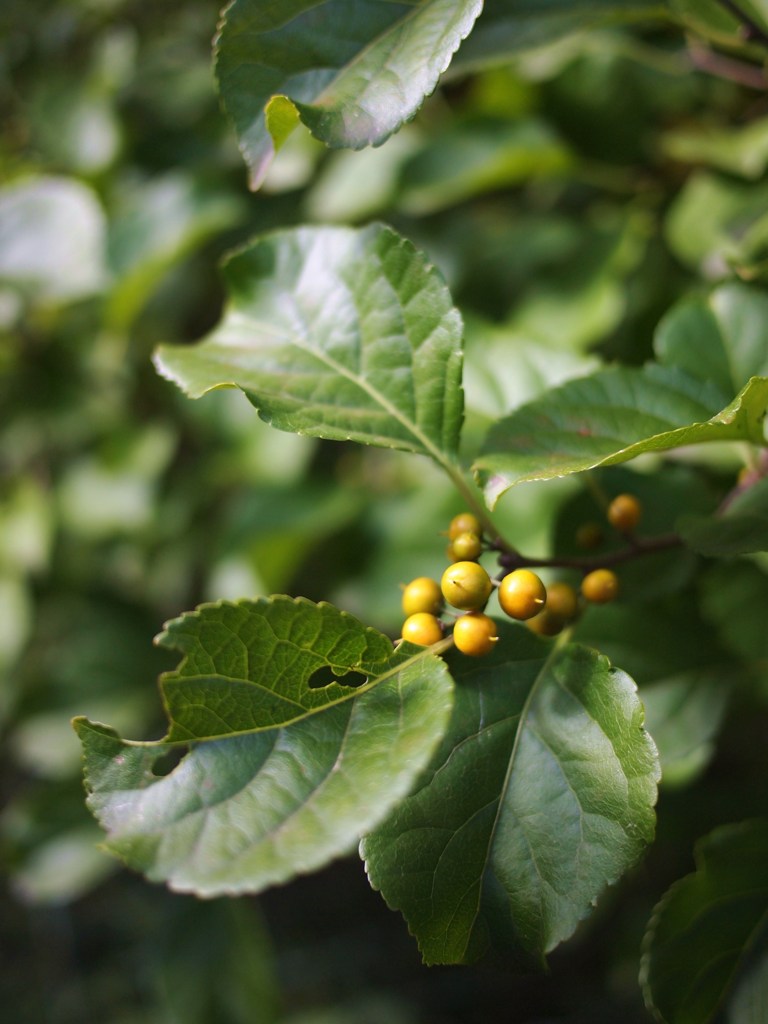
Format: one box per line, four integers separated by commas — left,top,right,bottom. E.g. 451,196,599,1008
308,666,368,689
151,746,189,777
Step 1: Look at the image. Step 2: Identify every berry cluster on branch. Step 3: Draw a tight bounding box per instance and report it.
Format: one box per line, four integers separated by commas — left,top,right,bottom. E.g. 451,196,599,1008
397,495,661,656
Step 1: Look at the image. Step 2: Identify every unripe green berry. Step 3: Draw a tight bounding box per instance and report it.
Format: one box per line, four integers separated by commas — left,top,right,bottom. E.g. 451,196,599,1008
448,512,483,541
402,576,443,617
607,493,642,533
401,612,443,646
450,530,483,561
453,612,498,656
581,568,619,604
441,561,492,611
498,569,547,621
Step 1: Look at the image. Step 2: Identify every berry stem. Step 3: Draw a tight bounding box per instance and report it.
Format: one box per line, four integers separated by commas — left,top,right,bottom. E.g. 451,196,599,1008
441,461,518,556
496,531,682,574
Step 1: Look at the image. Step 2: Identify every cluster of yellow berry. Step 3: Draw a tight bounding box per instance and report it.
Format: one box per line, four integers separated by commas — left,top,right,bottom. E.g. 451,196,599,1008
399,495,639,656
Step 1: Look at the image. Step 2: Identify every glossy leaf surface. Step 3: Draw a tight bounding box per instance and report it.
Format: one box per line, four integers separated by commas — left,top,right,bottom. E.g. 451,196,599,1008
75,598,454,895
476,284,768,505
154,224,464,465
362,622,659,965
215,0,484,188
641,819,768,1024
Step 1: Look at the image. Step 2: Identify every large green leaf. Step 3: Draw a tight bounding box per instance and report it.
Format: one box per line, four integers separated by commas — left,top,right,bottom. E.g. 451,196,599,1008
154,224,464,467
476,365,768,505
641,819,768,1024
361,622,660,966
475,284,768,505
215,0,484,189
74,597,454,895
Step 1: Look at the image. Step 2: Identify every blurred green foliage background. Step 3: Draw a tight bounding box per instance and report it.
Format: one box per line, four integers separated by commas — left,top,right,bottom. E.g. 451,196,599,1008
2,1,768,1021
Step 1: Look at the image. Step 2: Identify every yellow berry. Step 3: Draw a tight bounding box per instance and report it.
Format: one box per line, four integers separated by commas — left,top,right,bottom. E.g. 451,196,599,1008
544,582,579,623
450,531,483,561
402,577,443,617
441,561,492,611
498,569,547,621
453,612,498,656
526,609,565,637
581,568,619,604
448,512,483,541
401,612,443,646
607,493,642,533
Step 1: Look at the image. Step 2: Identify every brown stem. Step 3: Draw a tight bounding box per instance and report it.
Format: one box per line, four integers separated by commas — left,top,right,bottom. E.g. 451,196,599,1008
493,532,683,575
688,39,767,89
714,0,768,48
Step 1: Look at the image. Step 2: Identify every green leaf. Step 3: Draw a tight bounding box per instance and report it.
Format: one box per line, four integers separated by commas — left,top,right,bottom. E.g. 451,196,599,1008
453,0,667,72
679,477,768,556
154,224,465,466
106,172,244,330
572,594,734,788
215,0,484,189
475,284,768,505
661,117,768,181
665,172,768,279
699,560,768,665
640,674,730,789
156,597,401,741
475,365,768,506
74,597,454,895
0,176,107,303
641,819,768,1024
655,284,768,405
362,623,659,966
397,118,574,215
669,0,768,46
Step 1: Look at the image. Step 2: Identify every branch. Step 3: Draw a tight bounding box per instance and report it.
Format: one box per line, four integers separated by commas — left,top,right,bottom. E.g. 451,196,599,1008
688,39,768,90
493,532,683,575
715,0,768,48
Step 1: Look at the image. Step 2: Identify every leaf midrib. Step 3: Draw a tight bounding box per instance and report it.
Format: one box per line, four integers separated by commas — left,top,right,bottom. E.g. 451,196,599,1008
462,639,564,959
227,293,456,467
132,642,451,746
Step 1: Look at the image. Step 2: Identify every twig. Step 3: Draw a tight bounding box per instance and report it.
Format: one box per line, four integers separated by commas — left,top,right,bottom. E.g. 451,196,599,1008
688,39,767,90
715,0,768,48
493,532,683,575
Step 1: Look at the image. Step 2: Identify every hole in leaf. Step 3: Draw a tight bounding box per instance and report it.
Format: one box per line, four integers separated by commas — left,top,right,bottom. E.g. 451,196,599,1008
151,746,188,777
308,666,368,689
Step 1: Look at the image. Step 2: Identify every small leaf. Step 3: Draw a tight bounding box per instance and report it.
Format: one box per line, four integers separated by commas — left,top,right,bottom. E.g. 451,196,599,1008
215,0,484,188
641,819,768,1024
154,224,464,466
475,365,768,506
362,622,659,966
74,598,454,895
